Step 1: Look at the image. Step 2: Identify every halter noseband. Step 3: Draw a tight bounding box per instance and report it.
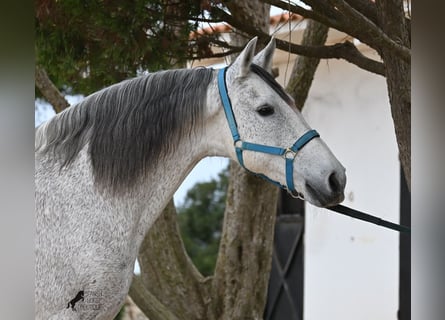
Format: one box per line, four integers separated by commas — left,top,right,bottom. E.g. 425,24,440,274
217,67,320,199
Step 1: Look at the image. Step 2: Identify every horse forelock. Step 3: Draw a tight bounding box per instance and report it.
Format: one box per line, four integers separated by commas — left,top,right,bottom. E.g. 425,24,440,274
249,64,293,106
36,68,214,194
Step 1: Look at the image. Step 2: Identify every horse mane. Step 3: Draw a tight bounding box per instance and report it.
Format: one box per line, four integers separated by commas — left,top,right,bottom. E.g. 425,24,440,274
36,68,215,194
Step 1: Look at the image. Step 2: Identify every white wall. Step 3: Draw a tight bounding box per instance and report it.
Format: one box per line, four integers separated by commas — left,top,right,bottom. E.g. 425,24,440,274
285,54,401,320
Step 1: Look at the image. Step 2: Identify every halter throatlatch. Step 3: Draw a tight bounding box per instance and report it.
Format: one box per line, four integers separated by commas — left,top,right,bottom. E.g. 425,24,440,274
217,67,320,198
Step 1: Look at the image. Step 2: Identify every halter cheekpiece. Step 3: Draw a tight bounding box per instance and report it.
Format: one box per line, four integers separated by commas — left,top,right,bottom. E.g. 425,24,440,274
217,67,320,199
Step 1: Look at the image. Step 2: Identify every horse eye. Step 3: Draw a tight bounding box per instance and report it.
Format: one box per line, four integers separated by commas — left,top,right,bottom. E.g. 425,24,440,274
257,105,275,116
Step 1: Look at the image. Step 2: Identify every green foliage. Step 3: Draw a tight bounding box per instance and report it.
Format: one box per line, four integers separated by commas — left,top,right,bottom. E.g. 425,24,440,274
36,0,204,95
177,166,229,276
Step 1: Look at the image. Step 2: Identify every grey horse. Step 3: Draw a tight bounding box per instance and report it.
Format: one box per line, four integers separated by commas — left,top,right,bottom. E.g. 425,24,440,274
35,37,346,319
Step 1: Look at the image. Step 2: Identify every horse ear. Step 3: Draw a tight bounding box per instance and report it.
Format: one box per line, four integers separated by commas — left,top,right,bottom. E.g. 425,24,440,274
232,37,258,78
252,37,275,73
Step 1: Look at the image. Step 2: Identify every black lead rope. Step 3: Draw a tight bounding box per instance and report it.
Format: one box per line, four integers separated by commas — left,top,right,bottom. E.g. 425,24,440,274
327,204,411,233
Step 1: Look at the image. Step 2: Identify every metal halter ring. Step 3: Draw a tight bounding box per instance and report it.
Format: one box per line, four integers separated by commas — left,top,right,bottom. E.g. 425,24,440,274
283,148,297,160
234,139,243,149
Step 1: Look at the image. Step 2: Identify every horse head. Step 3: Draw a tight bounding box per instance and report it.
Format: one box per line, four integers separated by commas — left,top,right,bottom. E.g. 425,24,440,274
215,37,346,207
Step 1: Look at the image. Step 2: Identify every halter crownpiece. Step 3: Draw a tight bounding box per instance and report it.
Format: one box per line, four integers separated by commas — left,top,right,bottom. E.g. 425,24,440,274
217,67,320,198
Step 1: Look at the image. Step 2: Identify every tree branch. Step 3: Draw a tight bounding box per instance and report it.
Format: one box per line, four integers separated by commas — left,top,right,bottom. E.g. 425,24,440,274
344,0,410,43
35,65,69,113
261,0,340,30
129,275,180,320
279,39,385,76
193,49,242,59
327,0,410,62
344,0,378,23
213,7,385,76
261,0,410,62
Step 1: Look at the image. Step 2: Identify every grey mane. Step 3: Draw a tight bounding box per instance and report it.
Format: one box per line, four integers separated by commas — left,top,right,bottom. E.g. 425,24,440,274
36,68,214,194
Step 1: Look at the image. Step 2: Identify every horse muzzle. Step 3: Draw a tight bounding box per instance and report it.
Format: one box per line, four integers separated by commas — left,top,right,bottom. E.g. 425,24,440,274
303,168,347,207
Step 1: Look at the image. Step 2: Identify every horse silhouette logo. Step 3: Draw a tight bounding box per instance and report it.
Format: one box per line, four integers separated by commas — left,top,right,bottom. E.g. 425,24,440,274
67,290,84,311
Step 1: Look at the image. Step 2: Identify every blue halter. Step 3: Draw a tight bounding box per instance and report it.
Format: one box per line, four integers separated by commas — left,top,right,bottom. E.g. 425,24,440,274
217,67,320,198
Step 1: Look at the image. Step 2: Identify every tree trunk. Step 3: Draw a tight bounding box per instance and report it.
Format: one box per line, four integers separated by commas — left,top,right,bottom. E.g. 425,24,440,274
35,66,69,113
137,200,210,320
210,164,278,319
209,2,278,319
375,0,411,189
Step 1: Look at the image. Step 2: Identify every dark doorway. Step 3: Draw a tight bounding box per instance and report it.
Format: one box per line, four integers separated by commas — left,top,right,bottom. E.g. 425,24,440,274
264,190,305,320
398,167,411,320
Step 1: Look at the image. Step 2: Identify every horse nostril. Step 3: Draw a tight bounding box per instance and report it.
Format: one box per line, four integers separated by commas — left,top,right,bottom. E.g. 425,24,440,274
328,172,341,194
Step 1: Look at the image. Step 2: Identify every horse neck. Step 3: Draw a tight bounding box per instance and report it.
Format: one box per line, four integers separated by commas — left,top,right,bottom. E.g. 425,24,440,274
141,132,207,211
130,82,230,234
